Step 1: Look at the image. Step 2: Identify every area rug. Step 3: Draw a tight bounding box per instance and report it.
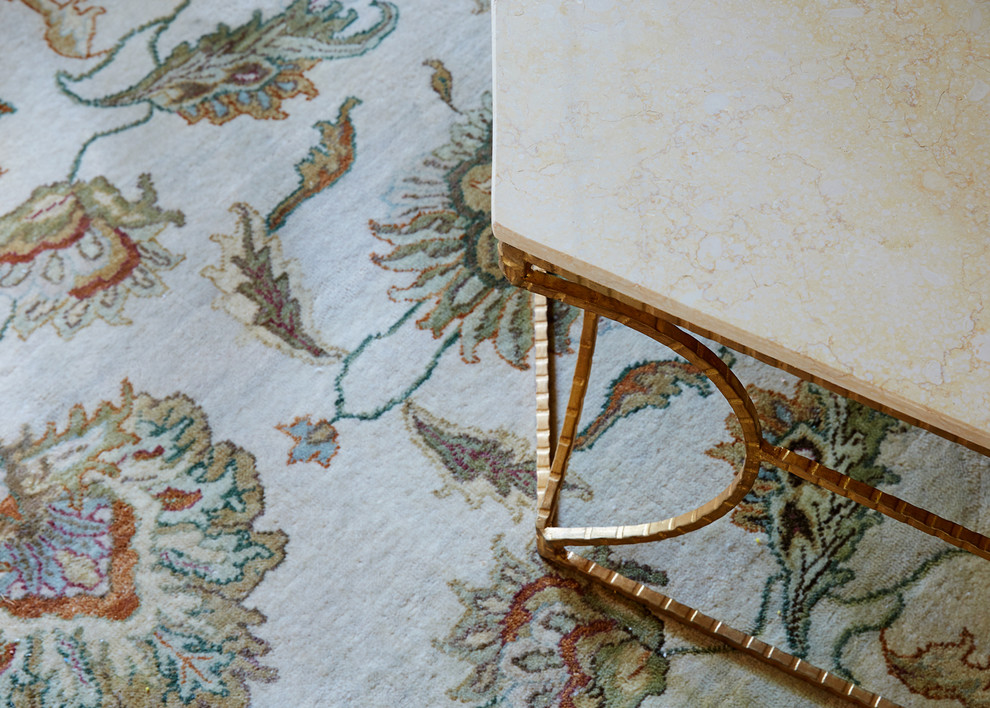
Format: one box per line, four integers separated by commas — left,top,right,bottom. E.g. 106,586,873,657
0,1,988,706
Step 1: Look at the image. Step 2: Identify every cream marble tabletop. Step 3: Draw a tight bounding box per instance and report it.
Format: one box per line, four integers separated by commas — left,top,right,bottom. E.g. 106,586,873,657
492,0,990,452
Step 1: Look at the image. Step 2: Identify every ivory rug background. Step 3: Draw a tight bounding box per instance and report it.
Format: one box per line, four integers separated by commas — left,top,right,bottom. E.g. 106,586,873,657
0,1,987,706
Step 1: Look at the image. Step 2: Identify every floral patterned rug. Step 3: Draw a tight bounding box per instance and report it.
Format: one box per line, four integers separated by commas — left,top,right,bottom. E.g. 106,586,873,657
1,1,988,706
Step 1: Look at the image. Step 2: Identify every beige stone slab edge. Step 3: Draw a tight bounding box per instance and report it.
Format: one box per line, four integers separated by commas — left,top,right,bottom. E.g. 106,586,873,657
493,220,990,458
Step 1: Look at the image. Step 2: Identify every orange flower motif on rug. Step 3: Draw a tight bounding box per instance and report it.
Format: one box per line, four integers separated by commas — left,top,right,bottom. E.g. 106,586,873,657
0,382,286,705
0,175,183,338
440,541,670,707
14,0,108,59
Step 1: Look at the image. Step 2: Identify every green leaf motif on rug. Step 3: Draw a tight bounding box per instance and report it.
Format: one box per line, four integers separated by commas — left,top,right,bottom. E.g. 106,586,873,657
575,359,716,451
149,628,231,701
439,540,669,707
204,203,342,364
51,630,101,708
709,381,905,659
160,529,274,586
85,0,397,125
373,90,578,368
585,547,670,590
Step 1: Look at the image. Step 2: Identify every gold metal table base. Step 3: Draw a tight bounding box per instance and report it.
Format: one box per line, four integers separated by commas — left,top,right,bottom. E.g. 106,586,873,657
503,242,990,708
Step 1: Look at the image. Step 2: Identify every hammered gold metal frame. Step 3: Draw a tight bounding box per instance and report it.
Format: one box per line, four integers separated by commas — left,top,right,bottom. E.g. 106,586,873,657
501,242,990,708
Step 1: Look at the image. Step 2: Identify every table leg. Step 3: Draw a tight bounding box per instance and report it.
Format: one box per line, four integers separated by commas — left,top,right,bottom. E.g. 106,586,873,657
507,243,990,558
530,292,902,707
513,240,990,706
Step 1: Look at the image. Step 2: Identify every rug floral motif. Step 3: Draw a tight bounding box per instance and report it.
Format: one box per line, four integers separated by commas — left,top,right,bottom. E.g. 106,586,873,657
58,0,398,127
0,176,183,339
439,540,670,708
3,0,989,705
710,381,907,660
371,89,578,370
404,401,593,523
0,383,285,706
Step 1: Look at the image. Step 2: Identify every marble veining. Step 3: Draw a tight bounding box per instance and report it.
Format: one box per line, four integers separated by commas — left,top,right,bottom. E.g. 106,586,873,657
493,0,990,449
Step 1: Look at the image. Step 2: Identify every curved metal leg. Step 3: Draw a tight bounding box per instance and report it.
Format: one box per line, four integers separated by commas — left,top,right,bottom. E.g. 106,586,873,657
529,292,902,708
537,304,763,547
508,242,990,561
536,308,598,536
514,240,990,705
